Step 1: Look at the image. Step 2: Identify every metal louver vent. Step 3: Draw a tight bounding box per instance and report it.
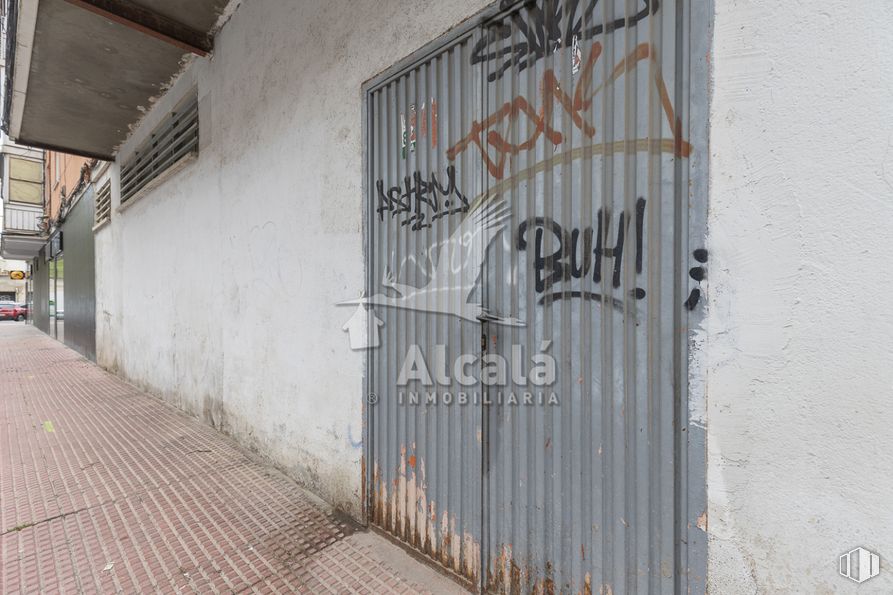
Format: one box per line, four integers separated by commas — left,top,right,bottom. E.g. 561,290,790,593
120,93,198,204
94,181,112,228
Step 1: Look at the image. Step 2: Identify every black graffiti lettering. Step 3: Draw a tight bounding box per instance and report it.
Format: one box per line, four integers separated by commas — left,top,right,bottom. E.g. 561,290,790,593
570,227,592,278
539,288,646,312
472,0,659,82
517,198,646,298
376,166,469,231
685,248,708,310
540,290,626,311
535,228,557,292
635,198,645,274
611,211,625,288
684,288,701,311
517,216,569,292
376,180,406,220
593,209,604,283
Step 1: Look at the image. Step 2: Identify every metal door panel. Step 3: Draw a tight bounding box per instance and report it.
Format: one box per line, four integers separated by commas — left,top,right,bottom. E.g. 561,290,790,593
478,1,701,593
364,1,707,592
366,31,486,585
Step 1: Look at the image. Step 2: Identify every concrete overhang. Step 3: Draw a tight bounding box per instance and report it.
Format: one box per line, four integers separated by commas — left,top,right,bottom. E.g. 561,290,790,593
1,233,45,260
5,0,233,160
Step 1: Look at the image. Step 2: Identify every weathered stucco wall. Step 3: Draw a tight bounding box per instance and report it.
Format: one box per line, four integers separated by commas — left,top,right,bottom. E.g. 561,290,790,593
94,0,490,518
707,0,893,591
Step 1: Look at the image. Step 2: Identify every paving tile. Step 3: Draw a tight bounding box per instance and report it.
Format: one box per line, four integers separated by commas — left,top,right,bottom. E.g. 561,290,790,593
0,323,469,594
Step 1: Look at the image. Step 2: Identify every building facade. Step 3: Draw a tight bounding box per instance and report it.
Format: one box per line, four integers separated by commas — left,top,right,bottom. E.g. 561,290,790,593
0,139,42,309
0,137,99,356
3,0,892,593
0,257,27,302
0,139,44,267
31,151,98,355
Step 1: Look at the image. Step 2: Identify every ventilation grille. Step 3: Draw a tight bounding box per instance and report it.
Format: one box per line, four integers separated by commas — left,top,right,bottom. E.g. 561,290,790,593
120,94,198,204
94,181,112,228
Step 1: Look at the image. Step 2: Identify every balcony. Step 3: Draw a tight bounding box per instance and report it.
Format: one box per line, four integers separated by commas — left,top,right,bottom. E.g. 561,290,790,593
4,203,43,233
1,203,46,260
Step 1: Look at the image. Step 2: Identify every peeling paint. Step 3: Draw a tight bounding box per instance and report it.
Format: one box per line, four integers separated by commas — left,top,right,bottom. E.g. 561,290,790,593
210,0,243,36
372,448,481,583
697,510,707,532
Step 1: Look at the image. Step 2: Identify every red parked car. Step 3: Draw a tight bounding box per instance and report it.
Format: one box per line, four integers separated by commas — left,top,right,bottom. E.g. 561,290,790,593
0,302,27,321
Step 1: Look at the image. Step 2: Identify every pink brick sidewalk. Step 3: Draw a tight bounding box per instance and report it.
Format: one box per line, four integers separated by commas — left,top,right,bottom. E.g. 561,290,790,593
0,323,467,594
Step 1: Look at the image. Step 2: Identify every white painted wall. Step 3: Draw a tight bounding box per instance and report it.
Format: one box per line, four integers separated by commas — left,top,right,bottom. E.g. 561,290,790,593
94,0,490,518
708,0,893,592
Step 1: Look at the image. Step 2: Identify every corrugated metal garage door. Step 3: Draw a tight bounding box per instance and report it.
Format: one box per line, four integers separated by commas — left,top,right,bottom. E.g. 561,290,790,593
365,28,487,585
364,1,708,592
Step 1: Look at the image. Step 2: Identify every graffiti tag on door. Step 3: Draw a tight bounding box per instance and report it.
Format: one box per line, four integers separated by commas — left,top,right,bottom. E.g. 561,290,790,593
448,42,690,180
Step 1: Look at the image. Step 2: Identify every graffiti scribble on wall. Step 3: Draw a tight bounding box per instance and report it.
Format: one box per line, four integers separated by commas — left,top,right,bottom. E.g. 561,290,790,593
376,165,469,231
448,42,690,179
517,198,646,309
401,99,438,158
401,104,416,158
474,0,659,82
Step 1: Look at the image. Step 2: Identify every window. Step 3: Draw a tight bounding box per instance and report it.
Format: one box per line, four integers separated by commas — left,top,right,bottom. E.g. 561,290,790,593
94,180,112,228
8,156,43,204
120,93,198,204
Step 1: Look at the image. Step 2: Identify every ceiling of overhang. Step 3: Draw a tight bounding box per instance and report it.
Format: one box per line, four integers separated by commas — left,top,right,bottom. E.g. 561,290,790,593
14,0,231,159
127,0,229,33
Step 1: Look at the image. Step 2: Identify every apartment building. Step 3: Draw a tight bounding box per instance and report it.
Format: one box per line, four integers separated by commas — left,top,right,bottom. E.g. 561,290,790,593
0,138,41,311
0,139,42,257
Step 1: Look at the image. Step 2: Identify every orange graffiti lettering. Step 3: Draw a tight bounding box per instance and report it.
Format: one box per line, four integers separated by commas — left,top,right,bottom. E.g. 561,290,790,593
447,43,692,179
